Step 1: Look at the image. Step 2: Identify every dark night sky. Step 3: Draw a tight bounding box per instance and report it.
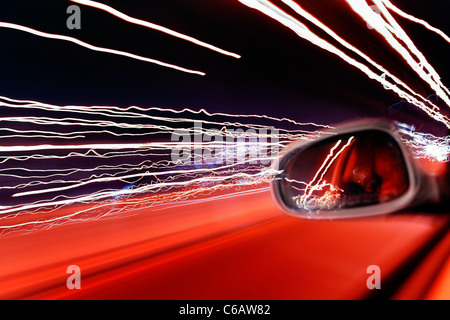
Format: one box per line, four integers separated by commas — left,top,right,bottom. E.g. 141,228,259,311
0,0,449,133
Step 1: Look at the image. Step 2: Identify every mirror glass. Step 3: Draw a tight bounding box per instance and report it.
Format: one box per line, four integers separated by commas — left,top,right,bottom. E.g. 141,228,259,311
276,130,410,213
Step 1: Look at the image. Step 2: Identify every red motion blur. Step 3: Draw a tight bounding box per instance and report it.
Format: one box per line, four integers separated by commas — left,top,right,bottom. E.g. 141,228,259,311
0,186,448,300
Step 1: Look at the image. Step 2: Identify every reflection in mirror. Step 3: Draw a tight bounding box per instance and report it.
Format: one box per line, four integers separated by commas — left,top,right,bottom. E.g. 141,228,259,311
277,130,410,213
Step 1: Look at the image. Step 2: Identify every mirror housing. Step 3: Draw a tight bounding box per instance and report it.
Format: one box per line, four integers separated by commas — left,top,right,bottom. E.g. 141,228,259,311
271,120,432,219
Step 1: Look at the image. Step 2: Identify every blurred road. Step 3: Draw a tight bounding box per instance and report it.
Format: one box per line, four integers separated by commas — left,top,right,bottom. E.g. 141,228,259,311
0,187,448,299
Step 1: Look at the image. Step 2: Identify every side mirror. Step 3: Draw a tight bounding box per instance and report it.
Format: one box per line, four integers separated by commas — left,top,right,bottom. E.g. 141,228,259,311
271,120,435,219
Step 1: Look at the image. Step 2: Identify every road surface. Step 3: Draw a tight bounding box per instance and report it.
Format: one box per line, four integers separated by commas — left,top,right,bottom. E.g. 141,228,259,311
0,187,448,299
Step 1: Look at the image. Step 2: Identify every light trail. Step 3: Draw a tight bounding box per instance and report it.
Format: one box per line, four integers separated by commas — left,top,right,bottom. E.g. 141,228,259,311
0,95,331,131
0,186,272,236
0,93,446,234
278,0,448,124
0,141,283,153
297,136,354,209
0,22,206,75
237,0,450,128
382,0,450,44
0,93,446,233
348,0,450,105
0,94,446,233
396,122,450,162
0,95,311,234
0,169,278,218
10,157,280,199
70,0,241,59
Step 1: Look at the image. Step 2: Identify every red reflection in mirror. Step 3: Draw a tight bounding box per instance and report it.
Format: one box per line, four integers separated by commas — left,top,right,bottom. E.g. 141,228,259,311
279,130,410,213
339,132,409,204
